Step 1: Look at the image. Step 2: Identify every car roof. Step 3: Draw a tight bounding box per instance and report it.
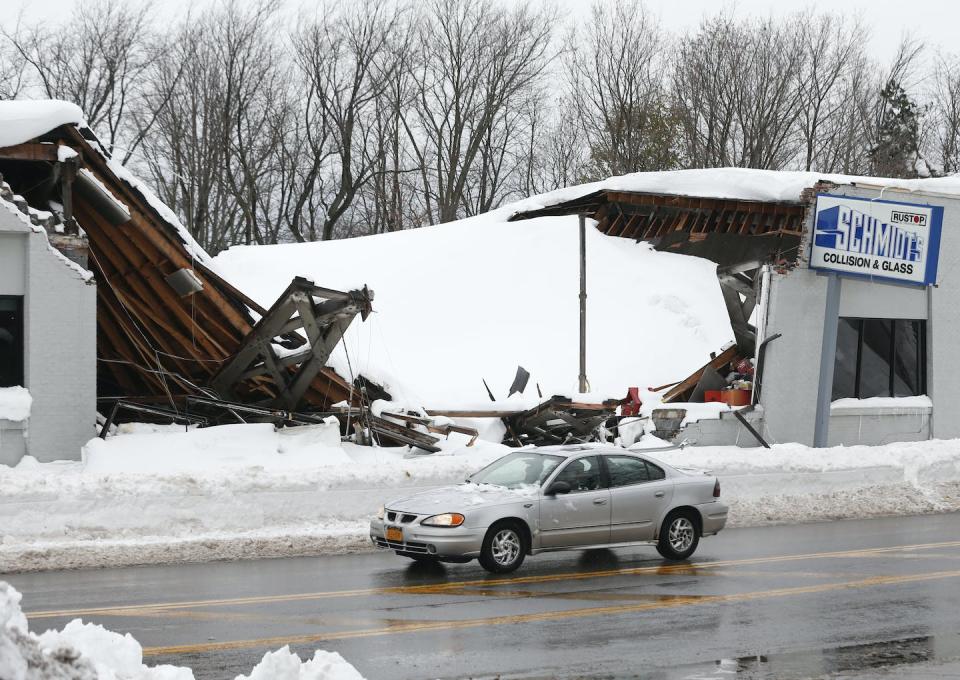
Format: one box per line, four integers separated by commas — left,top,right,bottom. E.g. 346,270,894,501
530,444,636,458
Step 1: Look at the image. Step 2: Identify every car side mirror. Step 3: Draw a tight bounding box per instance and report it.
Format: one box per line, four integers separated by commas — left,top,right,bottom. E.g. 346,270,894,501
545,480,571,496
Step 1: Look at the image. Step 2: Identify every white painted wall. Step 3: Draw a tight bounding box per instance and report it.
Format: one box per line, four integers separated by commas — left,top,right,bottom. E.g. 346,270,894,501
760,185,959,446
0,205,96,464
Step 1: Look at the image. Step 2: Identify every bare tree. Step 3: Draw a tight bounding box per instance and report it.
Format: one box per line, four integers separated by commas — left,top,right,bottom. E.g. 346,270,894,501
7,0,157,154
794,12,868,171
0,30,28,99
567,0,679,178
139,1,286,254
403,0,555,224
930,52,960,174
673,12,806,169
291,0,403,241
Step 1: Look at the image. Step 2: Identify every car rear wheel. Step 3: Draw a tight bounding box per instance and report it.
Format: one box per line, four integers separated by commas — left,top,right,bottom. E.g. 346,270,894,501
656,510,700,561
479,522,526,573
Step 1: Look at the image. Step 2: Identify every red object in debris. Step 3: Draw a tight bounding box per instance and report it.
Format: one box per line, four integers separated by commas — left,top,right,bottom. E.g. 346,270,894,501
704,390,724,403
621,387,643,416
735,358,755,376
721,388,752,406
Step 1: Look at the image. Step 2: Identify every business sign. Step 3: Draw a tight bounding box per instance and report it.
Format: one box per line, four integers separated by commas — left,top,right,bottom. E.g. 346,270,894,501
810,193,942,286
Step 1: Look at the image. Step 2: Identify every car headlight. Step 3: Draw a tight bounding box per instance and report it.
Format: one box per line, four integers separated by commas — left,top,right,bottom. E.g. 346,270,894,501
376,505,385,520
421,513,465,527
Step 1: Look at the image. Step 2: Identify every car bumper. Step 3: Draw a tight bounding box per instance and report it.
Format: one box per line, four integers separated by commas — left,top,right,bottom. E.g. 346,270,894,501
369,518,485,558
698,501,729,536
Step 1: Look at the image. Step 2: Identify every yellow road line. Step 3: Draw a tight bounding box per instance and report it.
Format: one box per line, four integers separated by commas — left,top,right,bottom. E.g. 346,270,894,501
26,539,960,620
141,568,960,657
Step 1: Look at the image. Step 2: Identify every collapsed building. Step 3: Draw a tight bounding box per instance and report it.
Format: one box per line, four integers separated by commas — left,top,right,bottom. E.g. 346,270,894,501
509,169,956,447
0,101,374,464
3,99,959,461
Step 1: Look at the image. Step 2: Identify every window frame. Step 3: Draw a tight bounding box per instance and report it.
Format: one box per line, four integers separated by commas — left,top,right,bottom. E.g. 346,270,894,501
604,454,652,488
0,295,24,388
833,317,926,400
550,455,607,494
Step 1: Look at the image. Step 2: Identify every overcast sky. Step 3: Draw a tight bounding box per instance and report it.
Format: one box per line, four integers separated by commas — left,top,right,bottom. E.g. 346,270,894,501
11,0,958,64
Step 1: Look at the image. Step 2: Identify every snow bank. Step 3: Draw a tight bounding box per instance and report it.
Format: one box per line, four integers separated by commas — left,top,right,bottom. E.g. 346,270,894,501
214,216,732,407
0,387,32,422
0,582,365,680
3,420,960,571
237,646,364,680
81,420,351,474
0,423,510,571
648,439,960,526
649,438,960,479
0,100,84,148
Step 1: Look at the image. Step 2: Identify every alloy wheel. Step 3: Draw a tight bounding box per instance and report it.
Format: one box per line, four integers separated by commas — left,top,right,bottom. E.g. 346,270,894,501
668,516,695,553
491,528,521,566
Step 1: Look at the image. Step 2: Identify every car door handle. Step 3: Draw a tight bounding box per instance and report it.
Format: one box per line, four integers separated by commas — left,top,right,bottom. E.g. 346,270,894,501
593,498,607,505
654,491,665,498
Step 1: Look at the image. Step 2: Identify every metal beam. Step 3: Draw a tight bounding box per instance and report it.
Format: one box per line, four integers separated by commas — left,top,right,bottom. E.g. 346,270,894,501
813,274,842,447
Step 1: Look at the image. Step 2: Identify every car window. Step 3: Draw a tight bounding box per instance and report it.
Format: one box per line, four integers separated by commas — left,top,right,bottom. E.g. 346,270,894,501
606,455,650,487
645,461,666,481
469,452,564,488
552,456,603,492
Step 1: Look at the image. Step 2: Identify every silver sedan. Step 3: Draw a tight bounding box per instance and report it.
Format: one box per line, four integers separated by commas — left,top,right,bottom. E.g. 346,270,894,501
370,445,728,573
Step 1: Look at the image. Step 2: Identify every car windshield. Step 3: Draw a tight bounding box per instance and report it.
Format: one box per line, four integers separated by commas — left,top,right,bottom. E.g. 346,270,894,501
468,452,564,489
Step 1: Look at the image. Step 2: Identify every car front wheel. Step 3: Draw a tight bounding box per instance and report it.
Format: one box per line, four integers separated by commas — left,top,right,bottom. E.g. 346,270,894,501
656,510,700,561
479,522,526,573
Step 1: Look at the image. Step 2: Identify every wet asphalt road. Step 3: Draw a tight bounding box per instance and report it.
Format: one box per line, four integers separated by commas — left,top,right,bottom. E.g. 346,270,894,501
7,513,960,680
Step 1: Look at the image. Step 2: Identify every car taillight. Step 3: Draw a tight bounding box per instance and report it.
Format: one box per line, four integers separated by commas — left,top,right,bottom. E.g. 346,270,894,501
713,479,721,498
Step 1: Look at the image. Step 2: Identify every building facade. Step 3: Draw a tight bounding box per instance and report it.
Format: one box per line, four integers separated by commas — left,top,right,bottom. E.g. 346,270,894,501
0,195,96,465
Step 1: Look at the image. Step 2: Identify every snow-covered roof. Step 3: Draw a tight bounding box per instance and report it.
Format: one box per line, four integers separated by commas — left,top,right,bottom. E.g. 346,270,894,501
214,213,733,408
0,100,84,148
503,167,960,218
0,99,215,270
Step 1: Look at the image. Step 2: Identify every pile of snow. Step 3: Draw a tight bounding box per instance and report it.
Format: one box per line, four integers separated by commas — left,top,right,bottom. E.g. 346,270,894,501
0,421,510,571
0,387,31,422
647,439,960,525
82,420,351,474
237,647,363,680
214,215,732,408
2,419,960,572
0,582,364,680
0,100,84,148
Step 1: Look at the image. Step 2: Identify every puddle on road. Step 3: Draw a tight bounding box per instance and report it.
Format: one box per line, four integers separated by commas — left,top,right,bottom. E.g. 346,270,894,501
669,632,960,679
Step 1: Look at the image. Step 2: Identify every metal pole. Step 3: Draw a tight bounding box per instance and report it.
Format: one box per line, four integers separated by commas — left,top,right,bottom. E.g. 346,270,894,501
813,273,842,447
579,214,588,393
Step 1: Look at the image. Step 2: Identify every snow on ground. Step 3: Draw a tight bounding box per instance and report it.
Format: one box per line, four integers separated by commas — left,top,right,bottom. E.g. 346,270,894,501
2,422,960,572
0,387,32,422
0,422,509,572
213,215,732,408
0,582,365,679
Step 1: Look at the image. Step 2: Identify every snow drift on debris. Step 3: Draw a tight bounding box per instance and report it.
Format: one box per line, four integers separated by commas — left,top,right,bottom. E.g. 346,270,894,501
214,215,732,406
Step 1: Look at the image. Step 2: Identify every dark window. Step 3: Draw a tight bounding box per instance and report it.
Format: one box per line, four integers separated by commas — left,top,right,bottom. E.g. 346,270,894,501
0,296,23,388
553,456,604,492
606,456,650,487
645,461,666,480
832,318,926,400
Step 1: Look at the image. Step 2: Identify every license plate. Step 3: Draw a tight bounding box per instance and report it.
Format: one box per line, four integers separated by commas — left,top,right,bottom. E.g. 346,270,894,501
385,527,403,543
